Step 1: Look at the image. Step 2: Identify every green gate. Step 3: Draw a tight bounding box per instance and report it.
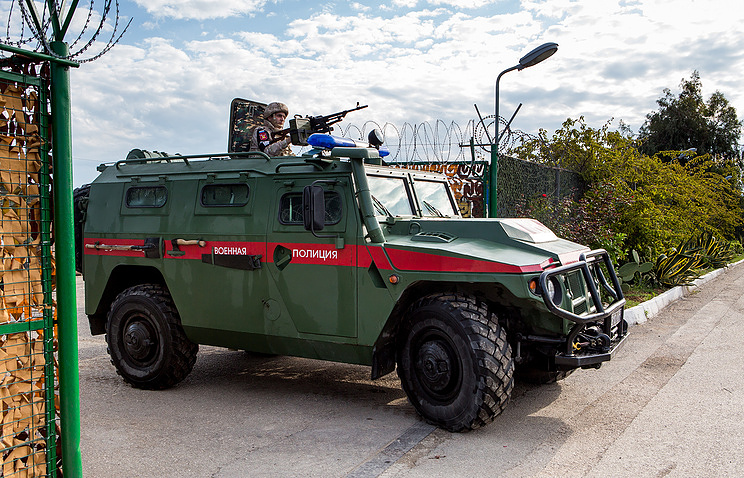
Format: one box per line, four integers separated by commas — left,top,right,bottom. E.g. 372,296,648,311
0,63,58,477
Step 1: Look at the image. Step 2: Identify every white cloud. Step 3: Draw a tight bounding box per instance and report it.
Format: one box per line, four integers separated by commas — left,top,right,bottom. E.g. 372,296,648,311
133,0,269,19
427,0,501,7
391,0,420,7
350,2,372,12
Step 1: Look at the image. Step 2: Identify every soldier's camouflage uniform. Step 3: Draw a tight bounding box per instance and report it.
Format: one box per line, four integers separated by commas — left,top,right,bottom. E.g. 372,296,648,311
250,119,293,157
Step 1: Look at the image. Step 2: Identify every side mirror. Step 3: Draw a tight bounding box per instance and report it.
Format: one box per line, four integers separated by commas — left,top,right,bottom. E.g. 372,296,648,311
303,185,325,232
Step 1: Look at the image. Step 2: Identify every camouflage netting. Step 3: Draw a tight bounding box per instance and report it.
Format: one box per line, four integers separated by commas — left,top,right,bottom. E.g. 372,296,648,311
496,155,585,218
0,63,58,478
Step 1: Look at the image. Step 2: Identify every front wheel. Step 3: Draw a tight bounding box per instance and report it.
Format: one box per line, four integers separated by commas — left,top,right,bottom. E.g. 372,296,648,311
106,284,198,389
397,293,514,432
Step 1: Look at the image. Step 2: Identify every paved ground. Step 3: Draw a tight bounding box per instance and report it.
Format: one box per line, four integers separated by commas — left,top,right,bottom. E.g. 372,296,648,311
77,261,744,477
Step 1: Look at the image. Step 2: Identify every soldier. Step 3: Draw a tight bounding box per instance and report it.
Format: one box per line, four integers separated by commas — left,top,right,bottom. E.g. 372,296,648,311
250,102,293,156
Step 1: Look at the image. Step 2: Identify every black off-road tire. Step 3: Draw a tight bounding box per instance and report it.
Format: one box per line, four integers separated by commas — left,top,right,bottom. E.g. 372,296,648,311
397,293,514,432
106,284,198,390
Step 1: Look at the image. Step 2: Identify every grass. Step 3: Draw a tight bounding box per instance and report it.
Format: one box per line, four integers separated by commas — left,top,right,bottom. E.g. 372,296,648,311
623,283,666,308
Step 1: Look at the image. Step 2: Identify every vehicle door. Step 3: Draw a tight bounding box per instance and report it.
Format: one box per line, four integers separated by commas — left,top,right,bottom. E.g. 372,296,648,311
266,175,358,338
162,175,270,339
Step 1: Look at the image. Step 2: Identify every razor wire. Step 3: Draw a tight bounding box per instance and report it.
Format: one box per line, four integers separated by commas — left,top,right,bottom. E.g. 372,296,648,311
338,116,537,166
2,0,131,63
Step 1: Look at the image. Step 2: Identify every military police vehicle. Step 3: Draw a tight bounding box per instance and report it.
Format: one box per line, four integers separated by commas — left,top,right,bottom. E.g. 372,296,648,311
74,100,627,432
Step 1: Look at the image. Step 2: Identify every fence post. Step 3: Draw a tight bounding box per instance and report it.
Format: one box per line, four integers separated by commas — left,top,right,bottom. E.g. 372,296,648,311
49,40,83,477
488,147,498,217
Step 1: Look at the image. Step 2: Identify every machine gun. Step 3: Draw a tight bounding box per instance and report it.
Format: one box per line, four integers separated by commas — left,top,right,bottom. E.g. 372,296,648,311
277,103,368,146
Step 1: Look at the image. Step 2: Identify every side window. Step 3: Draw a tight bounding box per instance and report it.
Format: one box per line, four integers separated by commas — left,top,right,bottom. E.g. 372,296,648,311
126,186,167,208
279,191,343,225
201,183,249,207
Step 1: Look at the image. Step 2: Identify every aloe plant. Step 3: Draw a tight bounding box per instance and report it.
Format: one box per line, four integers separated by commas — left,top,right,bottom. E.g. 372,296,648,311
691,232,735,269
653,245,705,287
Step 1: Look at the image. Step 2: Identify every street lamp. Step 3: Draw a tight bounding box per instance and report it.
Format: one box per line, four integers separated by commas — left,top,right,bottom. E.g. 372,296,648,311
489,42,558,218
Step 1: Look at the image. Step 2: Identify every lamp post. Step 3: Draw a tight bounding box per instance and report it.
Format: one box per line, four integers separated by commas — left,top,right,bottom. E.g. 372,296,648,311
489,42,558,218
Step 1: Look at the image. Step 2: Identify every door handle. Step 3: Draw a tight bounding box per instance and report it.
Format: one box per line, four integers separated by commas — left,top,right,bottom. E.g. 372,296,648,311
167,238,206,256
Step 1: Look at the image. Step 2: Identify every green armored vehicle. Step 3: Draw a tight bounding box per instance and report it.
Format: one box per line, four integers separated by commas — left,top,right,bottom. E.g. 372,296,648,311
75,106,626,432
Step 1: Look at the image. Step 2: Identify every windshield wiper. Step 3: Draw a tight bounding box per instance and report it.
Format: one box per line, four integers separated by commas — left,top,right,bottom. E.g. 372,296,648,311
371,194,394,217
422,200,447,217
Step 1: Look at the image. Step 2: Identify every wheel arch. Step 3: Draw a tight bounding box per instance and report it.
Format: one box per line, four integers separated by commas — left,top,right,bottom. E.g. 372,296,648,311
87,265,168,335
370,280,519,379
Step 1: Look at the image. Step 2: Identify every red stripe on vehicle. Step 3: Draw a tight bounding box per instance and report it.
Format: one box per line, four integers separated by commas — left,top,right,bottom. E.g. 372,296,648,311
84,238,539,274
266,242,356,267
384,248,542,274
365,245,393,270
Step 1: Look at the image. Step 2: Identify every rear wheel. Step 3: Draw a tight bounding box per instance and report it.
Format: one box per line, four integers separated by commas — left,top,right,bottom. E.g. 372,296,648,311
106,284,198,389
397,293,514,432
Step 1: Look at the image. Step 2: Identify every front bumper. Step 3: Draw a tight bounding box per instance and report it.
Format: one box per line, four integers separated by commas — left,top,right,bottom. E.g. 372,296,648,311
553,325,628,366
538,249,628,367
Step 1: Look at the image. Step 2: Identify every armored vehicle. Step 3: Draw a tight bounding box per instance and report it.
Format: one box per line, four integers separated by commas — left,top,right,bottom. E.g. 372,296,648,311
75,126,627,432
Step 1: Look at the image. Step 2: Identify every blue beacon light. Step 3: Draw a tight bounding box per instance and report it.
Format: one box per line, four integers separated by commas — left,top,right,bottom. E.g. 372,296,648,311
307,133,389,157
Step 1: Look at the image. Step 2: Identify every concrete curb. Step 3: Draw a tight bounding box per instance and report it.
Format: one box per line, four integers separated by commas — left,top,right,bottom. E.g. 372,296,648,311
624,258,744,326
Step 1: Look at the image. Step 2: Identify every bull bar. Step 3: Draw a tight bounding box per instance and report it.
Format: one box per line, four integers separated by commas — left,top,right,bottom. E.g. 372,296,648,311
538,249,628,367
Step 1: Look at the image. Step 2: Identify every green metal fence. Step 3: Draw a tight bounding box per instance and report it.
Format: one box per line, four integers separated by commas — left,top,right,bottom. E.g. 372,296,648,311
0,64,58,477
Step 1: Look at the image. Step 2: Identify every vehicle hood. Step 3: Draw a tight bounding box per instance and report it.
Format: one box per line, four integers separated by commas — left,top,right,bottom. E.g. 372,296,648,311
378,218,589,274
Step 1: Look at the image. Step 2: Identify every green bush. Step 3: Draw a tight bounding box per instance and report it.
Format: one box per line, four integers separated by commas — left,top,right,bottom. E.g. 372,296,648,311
512,117,744,258
513,181,630,263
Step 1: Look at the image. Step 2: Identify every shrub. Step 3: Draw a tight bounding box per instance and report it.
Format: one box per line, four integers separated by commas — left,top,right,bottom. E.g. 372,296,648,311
512,117,744,257
514,182,630,263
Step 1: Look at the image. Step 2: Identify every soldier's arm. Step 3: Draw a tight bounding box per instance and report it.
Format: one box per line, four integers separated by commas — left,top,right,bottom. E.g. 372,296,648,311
264,136,291,156
253,128,290,156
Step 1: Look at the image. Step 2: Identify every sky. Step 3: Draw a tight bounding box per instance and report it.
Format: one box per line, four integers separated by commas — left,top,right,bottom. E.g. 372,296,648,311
7,0,744,186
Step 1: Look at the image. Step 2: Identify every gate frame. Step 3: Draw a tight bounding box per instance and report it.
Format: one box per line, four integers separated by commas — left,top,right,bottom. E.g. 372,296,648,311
0,42,81,478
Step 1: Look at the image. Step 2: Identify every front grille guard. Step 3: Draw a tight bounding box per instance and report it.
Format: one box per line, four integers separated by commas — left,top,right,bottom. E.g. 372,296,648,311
538,249,627,360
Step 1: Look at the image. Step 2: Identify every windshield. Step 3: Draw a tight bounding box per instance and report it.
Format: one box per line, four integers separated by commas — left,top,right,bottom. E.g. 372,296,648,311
367,175,415,216
414,179,458,217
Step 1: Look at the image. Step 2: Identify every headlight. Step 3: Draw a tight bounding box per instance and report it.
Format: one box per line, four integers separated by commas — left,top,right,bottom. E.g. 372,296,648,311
546,277,562,305
546,278,555,299
529,276,563,306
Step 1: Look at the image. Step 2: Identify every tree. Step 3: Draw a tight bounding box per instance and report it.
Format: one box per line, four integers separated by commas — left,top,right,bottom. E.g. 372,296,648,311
639,71,742,160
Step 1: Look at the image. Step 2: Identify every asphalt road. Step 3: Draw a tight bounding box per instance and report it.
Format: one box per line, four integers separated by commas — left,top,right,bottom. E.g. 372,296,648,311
77,262,744,477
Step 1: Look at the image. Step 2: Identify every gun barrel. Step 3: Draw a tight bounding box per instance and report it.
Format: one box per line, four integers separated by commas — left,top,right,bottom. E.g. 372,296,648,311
311,104,368,132
272,104,369,145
